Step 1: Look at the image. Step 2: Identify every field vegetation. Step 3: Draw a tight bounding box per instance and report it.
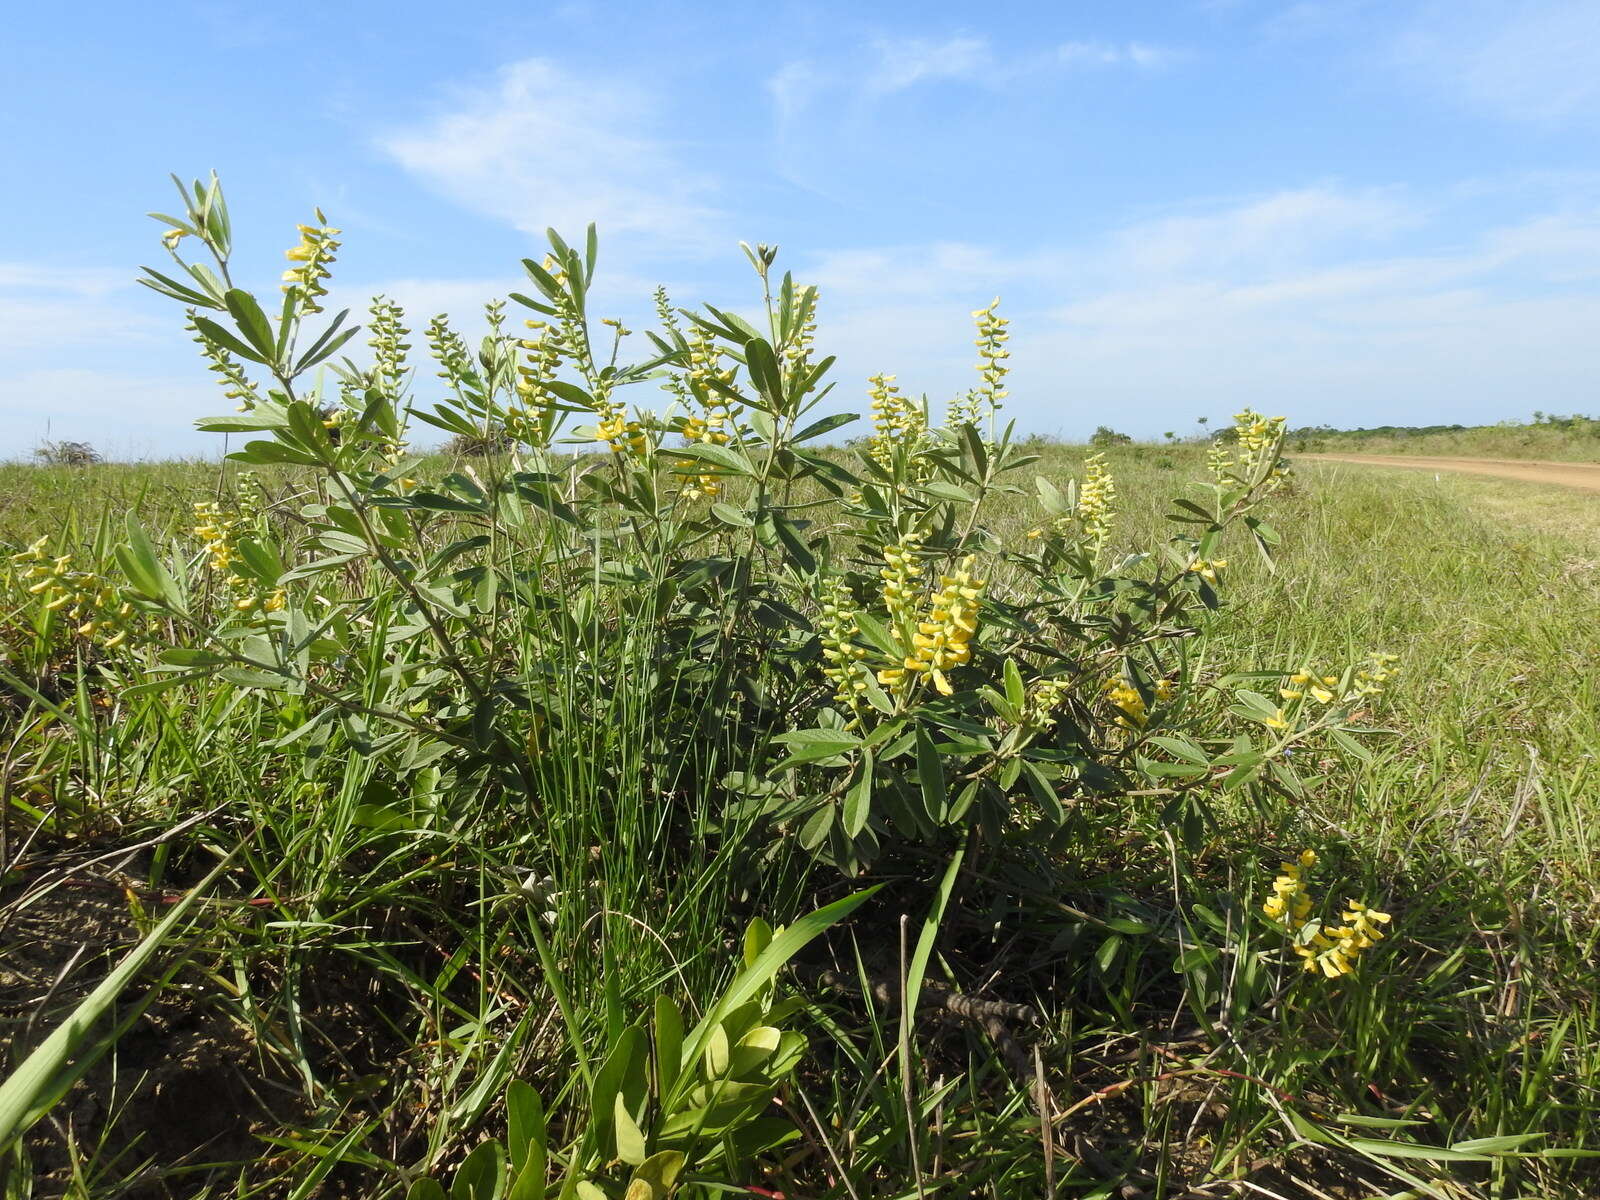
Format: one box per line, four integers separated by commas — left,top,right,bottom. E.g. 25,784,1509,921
3,176,1599,1199
1289,413,1600,462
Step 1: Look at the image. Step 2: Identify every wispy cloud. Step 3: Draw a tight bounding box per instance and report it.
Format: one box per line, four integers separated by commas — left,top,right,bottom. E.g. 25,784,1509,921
0,264,161,364
776,29,1187,117
381,58,725,252
1056,40,1187,69
1390,0,1600,124
866,36,995,94
791,187,1600,434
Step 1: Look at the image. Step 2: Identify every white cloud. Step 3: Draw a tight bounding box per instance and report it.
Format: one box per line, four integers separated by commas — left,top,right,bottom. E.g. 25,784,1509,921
1056,40,1186,69
1392,0,1600,123
791,189,1600,435
380,59,725,252
1107,186,1420,276
0,263,129,296
0,264,167,365
867,36,994,93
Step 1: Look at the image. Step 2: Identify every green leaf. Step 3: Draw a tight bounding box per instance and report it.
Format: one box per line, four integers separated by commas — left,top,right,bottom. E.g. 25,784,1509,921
1003,658,1025,712
613,1093,648,1165
769,727,860,770
1148,735,1208,765
921,481,974,504
662,442,752,476
451,1140,507,1200
798,803,834,850
843,752,873,837
192,315,269,365
0,856,232,1148
653,996,683,1099
1342,1138,1491,1163
742,336,784,408
915,727,947,824
196,411,292,432
228,439,322,467
224,288,279,364
623,1151,685,1200
116,514,182,610
904,847,965,1029
675,889,879,1105
851,611,902,660
791,412,857,444
771,514,816,575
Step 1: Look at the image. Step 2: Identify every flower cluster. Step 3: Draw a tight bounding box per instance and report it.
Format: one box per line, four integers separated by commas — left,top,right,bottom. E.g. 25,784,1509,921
1210,409,1288,487
1279,653,1401,707
596,405,648,457
784,286,819,371
680,392,731,500
818,576,869,706
867,374,925,469
193,501,239,574
10,538,141,650
878,532,924,632
1022,675,1075,730
282,217,341,314
971,297,1010,413
1185,557,1227,583
1078,453,1117,548
1263,850,1392,978
878,556,984,696
427,315,474,392
367,295,411,396
1102,677,1175,728
193,502,285,613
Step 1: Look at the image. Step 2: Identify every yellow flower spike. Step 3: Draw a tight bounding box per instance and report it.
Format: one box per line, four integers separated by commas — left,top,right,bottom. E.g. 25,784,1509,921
1264,709,1290,731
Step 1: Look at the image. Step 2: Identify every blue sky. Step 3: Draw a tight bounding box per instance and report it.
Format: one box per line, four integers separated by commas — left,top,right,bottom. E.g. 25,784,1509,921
4,0,1599,458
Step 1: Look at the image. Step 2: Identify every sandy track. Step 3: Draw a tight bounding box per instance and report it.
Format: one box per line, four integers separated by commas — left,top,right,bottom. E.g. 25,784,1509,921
1299,453,1600,494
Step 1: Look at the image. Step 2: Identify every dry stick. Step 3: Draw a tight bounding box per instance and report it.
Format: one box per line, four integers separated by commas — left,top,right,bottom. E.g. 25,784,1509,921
791,1082,864,1200
802,965,1039,1084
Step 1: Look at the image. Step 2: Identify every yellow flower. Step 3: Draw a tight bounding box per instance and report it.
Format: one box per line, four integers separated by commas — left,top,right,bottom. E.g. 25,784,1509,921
1264,708,1290,731
867,373,926,469
1103,680,1147,727
1077,453,1117,548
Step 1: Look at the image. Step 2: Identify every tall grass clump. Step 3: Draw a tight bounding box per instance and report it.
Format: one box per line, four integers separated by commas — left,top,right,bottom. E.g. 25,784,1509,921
2,174,1597,1198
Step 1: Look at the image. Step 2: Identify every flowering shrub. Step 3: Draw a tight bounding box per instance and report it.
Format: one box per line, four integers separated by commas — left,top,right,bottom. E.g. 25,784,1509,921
7,173,1398,886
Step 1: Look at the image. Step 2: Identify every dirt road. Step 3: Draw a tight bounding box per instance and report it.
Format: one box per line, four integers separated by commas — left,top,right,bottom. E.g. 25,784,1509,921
1299,453,1600,494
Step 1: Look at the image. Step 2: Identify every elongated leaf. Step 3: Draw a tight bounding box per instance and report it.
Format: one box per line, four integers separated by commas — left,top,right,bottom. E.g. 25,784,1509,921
0,857,232,1148
915,727,947,824
675,889,879,1103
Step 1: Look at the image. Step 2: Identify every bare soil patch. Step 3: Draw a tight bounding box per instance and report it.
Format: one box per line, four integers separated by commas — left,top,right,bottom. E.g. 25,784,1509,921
1301,453,1600,493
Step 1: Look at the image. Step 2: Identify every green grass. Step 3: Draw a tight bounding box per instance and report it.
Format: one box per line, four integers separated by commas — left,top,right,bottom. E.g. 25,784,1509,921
1287,415,1600,462
4,444,1598,1198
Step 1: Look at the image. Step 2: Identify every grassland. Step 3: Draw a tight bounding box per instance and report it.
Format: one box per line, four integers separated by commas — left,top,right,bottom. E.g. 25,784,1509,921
1288,416,1600,462
3,440,1598,1199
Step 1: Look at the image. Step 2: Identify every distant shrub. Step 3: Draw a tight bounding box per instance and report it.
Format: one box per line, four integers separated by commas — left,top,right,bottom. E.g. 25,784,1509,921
1089,425,1133,448
32,440,102,467
444,425,514,457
